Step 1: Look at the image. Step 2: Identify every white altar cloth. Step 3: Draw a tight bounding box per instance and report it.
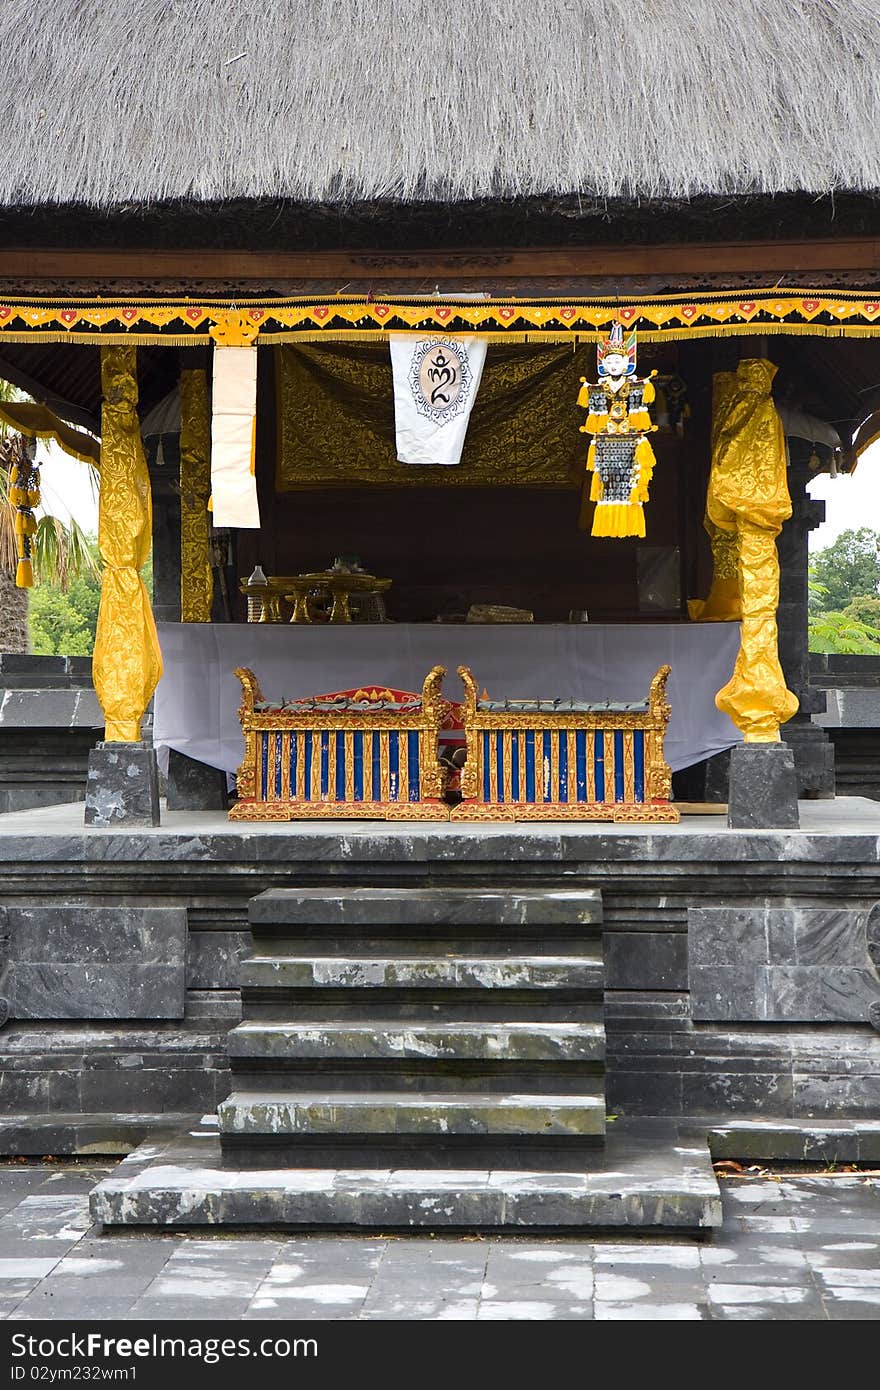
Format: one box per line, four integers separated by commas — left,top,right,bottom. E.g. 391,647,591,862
154,622,742,776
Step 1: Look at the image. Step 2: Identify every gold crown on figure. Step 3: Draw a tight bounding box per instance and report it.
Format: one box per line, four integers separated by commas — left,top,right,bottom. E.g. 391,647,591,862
597,321,637,377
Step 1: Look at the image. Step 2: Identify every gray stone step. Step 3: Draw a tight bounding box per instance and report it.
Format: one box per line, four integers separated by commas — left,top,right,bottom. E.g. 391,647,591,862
706,1117,880,1163
227,1018,605,1064
241,952,604,992
0,1112,194,1157
217,1090,605,1138
249,887,603,929
90,1117,722,1231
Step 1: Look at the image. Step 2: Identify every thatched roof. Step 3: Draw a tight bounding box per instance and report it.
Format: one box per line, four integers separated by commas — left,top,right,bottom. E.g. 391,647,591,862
4,0,880,209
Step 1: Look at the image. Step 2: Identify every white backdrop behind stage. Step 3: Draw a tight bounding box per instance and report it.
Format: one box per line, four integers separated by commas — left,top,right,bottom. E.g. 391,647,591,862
154,622,743,776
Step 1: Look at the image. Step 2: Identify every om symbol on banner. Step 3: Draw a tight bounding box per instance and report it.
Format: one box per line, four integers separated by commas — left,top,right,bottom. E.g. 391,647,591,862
409,338,473,425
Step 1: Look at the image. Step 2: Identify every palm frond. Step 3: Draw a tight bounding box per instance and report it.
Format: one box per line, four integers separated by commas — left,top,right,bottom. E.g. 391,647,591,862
33,514,98,592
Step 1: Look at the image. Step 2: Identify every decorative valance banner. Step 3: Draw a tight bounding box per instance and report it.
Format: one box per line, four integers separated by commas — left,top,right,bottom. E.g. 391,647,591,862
5,290,880,345
210,347,260,529
275,343,589,490
389,336,487,466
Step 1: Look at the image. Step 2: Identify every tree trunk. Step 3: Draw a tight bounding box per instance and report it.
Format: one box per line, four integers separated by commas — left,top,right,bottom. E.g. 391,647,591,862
0,567,29,652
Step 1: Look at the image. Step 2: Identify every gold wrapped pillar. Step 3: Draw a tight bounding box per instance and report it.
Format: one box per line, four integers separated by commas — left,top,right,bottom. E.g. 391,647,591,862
179,367,214,623
689,371,741,622
707,359,798,742
92,345,163,742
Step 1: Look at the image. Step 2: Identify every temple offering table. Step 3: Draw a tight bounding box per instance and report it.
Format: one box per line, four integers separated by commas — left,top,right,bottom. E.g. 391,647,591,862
154,622,742,780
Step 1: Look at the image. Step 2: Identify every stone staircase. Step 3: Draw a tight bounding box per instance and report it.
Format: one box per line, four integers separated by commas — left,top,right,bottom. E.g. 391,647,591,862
218,886,606,1169
91,884,722,1231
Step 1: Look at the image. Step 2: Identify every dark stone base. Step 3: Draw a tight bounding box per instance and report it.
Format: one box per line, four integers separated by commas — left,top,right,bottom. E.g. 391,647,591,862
827,728,880,800
90,1116,722,1231
166,749,228,812
84,742,160,828
727,742,799,829
672,749,731,804
782,717,835,798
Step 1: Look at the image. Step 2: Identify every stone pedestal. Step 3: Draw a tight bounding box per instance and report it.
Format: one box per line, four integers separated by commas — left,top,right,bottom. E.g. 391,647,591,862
84,742,160,828
778,453,835,796
166,749,228,811
727,742,799,829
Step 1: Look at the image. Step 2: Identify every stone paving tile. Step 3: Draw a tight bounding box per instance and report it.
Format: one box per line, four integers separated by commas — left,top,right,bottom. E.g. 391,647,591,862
9,1295,140,1320
0,1166,878,1321
822,1292,880,1319
478,1299,593,1320
126,1301,252,1322
595,1302,707,1320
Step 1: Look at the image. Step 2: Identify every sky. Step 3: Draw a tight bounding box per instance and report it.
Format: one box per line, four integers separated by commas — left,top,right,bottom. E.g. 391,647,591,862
35,434,880,556
807,437,880,551
35,441,98,532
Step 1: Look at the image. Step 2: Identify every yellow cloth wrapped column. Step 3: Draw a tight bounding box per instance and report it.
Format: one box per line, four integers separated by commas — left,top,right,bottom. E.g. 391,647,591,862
708,359,798,742
179,367,214,623
689,371,742,622
92,345,163,743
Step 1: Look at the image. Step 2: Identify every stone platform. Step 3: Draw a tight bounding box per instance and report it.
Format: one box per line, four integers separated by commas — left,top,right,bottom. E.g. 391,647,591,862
89,1115,722,1232
1,798,879,1180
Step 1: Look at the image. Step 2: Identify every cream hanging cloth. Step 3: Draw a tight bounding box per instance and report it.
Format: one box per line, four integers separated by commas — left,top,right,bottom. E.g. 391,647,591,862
210,347,260,528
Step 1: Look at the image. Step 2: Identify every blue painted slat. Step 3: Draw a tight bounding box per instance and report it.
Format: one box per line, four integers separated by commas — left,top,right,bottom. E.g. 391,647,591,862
558,731,569,802
289,731,298,799
408,730,420,801
594,730,605,802
274,733,283,799
335,731,346,801
634,729,645,802
525,730,535,803
320,731,329,797
353,731,364,801
496,732,505,804
303,732,312,801
543,730,552,802
511,731,520,801
575,730,587,801
260,732,268,800
482,731,491,801
389,730,400,801
371,732,381,802
614,729,625,802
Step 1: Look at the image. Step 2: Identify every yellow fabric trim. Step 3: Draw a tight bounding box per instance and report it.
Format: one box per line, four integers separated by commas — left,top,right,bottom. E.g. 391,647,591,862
628,409,652,432
0,289,878,344
592,501,645,538
0,400,99,466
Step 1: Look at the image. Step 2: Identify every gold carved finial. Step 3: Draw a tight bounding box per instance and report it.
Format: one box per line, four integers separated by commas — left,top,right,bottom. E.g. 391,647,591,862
208,311,261,348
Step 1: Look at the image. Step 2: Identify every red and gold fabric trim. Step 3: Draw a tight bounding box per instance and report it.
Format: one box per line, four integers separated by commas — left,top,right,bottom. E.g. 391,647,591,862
1,289,880,343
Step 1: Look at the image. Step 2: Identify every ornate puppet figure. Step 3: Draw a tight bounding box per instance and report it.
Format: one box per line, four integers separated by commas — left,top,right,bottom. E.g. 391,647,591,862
577,323,657,538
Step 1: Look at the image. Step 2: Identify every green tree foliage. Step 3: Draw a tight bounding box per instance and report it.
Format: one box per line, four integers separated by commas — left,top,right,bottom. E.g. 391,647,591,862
810,528,880,613
28,542,153,656
29,567,101,655
808,608,880,655
842,594,880,627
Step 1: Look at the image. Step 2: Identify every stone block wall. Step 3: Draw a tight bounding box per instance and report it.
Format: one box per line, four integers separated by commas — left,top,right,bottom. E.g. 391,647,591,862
0,824,879,1129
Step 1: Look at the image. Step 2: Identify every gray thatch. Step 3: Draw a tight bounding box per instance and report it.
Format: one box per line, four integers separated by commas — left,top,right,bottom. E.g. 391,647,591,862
4,0,880,207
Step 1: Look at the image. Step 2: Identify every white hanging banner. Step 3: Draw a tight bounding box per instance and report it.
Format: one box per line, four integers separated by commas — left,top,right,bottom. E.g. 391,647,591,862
390,335,487,467
210,347,260,528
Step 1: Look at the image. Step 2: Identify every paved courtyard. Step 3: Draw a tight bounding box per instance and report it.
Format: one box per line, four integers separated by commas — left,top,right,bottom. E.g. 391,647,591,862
0,1163,876,1320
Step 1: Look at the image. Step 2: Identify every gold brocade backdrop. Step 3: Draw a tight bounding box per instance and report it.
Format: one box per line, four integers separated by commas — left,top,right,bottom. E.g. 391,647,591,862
275,343,592,489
